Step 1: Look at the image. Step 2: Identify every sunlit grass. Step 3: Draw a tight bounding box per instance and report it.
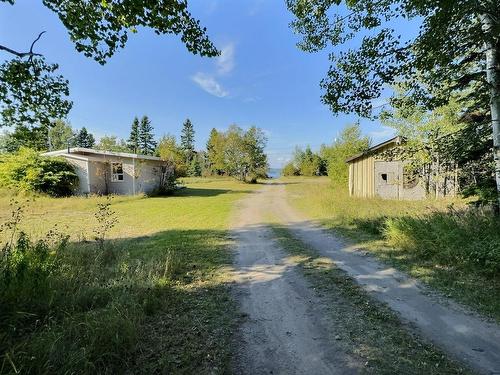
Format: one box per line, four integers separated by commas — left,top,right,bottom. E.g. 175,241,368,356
282,176,500,321
0,178,260,374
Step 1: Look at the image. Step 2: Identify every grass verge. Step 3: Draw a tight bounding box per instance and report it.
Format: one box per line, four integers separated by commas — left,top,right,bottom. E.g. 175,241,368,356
283,177,500,322
270,224,471,374
1,178,256,374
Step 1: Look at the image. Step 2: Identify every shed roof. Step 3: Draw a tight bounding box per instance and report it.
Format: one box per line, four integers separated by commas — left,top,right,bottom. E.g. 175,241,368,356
345,136,403,163
42,148,162,161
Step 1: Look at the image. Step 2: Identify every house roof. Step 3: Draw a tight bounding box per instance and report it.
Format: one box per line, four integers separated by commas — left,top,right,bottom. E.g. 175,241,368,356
345,136,403,163
42,148,162,161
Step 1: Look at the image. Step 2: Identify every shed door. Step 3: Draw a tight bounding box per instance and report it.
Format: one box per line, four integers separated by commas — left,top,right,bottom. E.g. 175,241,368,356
374,161,400,199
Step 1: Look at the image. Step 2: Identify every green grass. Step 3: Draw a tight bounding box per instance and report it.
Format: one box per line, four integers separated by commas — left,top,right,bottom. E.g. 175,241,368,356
270,225,470,375
283,177,500,321
0,178,258,374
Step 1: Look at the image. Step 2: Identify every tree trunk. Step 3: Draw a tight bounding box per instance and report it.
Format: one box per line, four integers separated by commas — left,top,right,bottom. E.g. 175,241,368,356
481,12,500,212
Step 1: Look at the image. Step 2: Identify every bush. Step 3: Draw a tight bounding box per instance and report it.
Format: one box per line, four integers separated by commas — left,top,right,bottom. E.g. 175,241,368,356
282,162,300,176
0,147,78,196
384,208,500,276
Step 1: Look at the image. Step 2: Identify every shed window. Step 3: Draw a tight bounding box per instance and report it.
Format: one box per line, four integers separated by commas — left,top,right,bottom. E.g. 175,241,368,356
379,172,394,184
111,162,124,182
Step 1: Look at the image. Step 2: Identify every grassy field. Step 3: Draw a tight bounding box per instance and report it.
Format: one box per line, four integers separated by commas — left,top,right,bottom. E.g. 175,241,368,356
0,178,258,374
283,177,500,321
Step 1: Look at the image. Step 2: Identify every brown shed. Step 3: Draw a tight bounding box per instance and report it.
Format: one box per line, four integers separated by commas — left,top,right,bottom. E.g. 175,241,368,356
346,136,428,200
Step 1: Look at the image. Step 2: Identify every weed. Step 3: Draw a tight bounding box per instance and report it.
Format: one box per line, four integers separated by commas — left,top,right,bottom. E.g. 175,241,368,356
93,196,119,250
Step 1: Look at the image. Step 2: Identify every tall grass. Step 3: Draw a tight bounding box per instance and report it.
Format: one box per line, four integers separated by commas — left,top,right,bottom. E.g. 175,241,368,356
384,208,500,276
284,177,500,320
0,179,256,374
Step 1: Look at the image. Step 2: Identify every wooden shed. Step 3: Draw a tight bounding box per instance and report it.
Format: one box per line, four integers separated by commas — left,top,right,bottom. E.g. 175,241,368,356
346,136,428,200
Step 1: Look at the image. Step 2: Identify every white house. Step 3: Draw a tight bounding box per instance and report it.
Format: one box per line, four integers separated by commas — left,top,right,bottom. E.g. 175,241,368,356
42,148,171,195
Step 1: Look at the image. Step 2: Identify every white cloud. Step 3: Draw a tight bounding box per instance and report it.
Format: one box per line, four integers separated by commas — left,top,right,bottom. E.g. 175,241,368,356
248,0,265,16
191,72,228,98
216,43,235,75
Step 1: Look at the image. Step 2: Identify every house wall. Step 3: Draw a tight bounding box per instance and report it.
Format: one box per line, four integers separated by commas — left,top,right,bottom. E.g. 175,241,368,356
57,152,165,196
135,160,164,194
86,157,164,195
64,157,89,195
374,161,426,200
88,161,107,194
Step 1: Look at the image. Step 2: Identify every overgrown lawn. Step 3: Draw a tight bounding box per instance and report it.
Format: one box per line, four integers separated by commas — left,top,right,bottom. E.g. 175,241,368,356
0,178,257,374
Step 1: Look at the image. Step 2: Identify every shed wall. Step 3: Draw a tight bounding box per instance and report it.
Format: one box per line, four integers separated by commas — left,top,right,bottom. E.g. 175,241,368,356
349,155,375,198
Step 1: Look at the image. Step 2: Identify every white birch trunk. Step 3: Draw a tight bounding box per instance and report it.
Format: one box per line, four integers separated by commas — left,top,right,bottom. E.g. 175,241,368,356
481,12,500,209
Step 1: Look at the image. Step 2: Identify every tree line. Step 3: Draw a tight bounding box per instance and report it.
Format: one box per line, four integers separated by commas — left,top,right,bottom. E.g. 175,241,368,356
282,123,370,183
158,123,268,183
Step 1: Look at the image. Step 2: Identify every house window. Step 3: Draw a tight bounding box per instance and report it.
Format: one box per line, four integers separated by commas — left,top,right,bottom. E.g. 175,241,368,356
111,162,124,182
381,173,388,182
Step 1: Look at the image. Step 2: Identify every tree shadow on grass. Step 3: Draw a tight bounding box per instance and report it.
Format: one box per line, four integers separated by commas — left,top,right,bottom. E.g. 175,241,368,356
174,187,256,197
1,228,239,375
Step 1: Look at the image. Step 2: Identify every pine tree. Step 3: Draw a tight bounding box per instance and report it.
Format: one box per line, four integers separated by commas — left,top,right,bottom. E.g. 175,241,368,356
75,127,95,148
138,116,156,155
127,117,140,153
187,154,202,177
180,118,195,163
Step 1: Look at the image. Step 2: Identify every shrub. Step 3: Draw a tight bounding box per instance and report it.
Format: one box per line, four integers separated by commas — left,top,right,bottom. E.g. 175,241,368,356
384,208,500,276
0,147,78,196
282,162,300,176
0,203,68,351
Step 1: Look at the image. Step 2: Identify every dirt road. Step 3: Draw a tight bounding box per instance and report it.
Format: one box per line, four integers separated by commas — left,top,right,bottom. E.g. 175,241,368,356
231,183,500,375
231,186,360,374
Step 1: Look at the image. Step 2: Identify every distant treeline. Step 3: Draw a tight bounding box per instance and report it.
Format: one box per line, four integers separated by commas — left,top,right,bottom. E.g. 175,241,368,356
282,123,369,184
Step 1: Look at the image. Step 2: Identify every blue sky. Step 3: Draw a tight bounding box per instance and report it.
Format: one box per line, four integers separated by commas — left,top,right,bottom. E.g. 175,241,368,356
1,0,399,168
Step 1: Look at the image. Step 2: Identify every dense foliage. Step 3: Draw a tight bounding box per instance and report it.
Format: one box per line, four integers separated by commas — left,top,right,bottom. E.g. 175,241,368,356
74,127,96,148
157,134,188,177
1,0,218,159
282,146,325,177
0,148,78,196
127,117,140,153
206,125,268,183
283,123,370,183
96,135,128,152
0,57,72,129
48,120,74,150
287,0,500,207
287,0,498,117
320,124,371,184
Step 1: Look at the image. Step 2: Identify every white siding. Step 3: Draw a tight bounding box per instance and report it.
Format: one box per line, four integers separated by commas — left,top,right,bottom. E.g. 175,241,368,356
65,158,89,195
135,160,164,194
